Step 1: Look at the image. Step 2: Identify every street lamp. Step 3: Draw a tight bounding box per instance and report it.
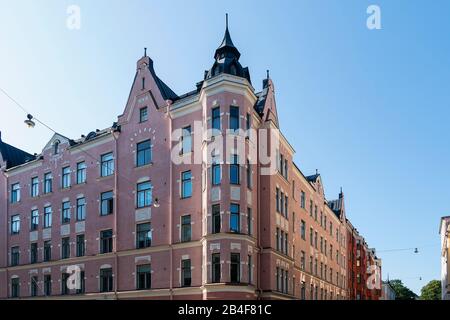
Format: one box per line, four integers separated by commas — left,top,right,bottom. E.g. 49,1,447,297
24,114,35,128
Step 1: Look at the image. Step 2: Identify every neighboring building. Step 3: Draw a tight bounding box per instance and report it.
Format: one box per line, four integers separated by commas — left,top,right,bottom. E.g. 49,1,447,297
440,216,450,300
0,20,378,300
381,280,396,300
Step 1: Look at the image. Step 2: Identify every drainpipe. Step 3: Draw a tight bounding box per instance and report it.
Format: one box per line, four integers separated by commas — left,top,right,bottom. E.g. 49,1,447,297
1,169,8,298
165,100,174,300
112,128,120,300
256,137,262,300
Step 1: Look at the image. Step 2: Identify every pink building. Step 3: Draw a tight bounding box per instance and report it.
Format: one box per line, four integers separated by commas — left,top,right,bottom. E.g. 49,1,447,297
0,21,372,300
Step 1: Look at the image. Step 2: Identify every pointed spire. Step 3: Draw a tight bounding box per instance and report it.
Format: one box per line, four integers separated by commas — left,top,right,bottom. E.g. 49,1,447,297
266,70,270,79
144,47,147,57
215,14,240,60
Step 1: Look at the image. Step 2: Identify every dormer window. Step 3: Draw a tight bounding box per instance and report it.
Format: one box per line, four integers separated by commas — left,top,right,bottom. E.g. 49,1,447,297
53,140,60,155
142,77,146,90
139,107,148,123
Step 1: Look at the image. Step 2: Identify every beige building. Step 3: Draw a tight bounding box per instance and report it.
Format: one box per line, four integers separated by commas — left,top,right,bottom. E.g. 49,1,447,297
440,216,450,300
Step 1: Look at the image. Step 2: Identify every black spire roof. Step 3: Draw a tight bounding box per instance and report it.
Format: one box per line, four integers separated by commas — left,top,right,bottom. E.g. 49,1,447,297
0,132,36,169
205,14,251,83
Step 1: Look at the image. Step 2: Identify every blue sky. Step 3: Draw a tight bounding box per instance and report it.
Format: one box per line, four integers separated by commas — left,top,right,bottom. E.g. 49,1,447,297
1,0,449,295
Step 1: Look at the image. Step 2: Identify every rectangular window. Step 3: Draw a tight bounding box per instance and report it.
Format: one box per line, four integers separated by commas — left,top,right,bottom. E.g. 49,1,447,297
314,231,318,249
181,126,192,154
30,243,38,264
212,107,221,131
212,163,221,185
248,255,253,284
230,253,240,283
31,209,39,231
62,201,71,224
182,259,192,287
100,191,114,216
181,171,192,198
212,253,221,283
139,107,148,123
31,177,39,197
61,237,70,259
246,112,251,130
76,162,87,184
247,208,252,236
100,229,113,254
44,275,52,296
230,203,240,233
310,228,313,246
136,223,152,249
212,204,221,234
276,188,280,212
11,278,20,298
11,215,20,235
230,154,240,184
276,228,280,251
100,152,114,177
137,140,152,167
76,197,86,221
136,264,151,290
44,206,52,228
31,276,38,297
301,220,306,240
314,205,318,221
309,200,313,217
300,251,306,270
61,273,70,295
44,172,52,194
44,241,51,262
11,246,20,266
137,181,152,208
76,234,85,257
11,183,20,203
246,160,252,189
229,106,239,131
300,191,306,209
62,166,71,189
284,196,288,219
181,215,191,242
100,268,113,292
76,271,85,294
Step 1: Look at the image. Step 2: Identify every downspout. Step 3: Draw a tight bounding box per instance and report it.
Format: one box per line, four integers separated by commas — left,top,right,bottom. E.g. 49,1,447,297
112,128,120,300
165,100,174,300
1,169,8,298
256,133,262,300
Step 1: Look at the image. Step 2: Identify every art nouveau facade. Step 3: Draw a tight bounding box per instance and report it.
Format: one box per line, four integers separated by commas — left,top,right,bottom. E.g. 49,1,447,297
0,22,377,300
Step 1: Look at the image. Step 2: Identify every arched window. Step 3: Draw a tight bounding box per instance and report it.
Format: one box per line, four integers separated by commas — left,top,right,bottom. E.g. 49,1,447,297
53,140,60,155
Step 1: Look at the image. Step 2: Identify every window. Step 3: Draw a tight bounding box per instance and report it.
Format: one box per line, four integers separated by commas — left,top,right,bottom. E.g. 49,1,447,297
212,162,221,185
100,191,114,216
246,112,251,130
76,162,86,184
137,181,152,208
309,228,314,246
181,259,192,287
301,281,306,300
309,200,313,217
276,188,280,212
230,203,240,233
76,234,85,257
44,241,52,262
247,208,252,236
44,275,52,296
300,191,305,209
300,251,306,270
30,243,38,264
11,278,20,298
53,140,59,155
284,196,288,219
44,172,52,194
181,126,192,154
280,192,284,216
44,206,52,228
300,220,306,240
212,253,221,283
137,140,152,167
136,265,151,290
314,205,318,221
309,256,313,273
246,160,252,189
181,215,191,242
31,177,39,197
31,210,39,231
212,107,221,131
61,237,70,259
76,271,85,294
142,77,146,90
100,230,113,254
61,273,70,295
11,183,20,203
276,228,280,251
76,197,86,221
11,246,20,266
100,268,113,292
314,231,318,249
230,154,240,184
11,215,20,235
62,201,71,224
330,222,333,236
246,255,252,285
284,159,288,179
100,153,114,177
230,253,240,283
62,166,71,188
136,223,152,249
181,171,192,198
212,204,221,234
139,107,148,123
229,106,239,131
31,276,38,297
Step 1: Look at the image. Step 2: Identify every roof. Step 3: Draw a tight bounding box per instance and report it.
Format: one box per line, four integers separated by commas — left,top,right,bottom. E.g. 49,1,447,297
0,135,36,169
305,174,320,182
328,198,343,218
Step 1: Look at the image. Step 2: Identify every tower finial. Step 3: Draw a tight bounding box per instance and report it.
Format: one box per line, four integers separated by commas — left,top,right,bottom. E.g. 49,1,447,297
226,13,229,29
144,47,147,57
266,69,270,79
